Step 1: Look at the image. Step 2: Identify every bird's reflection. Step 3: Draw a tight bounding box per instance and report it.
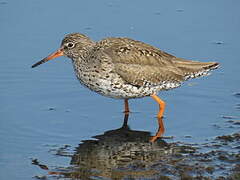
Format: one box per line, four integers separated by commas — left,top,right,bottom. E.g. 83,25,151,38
54,114,181,180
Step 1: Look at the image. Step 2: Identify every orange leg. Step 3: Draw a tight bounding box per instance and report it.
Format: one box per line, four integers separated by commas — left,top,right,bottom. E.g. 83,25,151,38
150,94,166,142
124,99,130,115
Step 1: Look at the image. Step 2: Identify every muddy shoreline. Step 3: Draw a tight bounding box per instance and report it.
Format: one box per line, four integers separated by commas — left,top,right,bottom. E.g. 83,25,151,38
32,125,240,180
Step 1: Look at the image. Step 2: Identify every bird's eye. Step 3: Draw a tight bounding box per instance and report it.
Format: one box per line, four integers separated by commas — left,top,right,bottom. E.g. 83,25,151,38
67,42,74,48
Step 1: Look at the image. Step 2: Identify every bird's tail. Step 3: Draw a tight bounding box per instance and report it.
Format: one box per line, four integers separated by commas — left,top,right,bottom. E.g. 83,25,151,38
173,58,219,80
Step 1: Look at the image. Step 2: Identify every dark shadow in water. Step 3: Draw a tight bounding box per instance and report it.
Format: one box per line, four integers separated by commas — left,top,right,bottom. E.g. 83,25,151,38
50,114,182,179
36,114,240,179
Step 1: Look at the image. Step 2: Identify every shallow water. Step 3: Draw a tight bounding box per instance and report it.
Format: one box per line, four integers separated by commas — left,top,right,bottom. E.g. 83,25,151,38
1,0,240,179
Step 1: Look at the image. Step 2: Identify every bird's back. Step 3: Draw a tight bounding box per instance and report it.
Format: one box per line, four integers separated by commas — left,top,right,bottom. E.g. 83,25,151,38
93,37,219,89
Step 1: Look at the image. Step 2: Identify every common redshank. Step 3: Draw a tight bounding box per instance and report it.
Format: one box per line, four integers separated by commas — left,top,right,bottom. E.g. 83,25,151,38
32,33,219,142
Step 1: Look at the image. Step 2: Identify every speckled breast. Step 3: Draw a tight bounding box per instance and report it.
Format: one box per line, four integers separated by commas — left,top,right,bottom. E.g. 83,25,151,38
74,69,180,99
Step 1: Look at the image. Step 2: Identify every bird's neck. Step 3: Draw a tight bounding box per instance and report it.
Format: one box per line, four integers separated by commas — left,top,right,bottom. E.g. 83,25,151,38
71,47,94,71
72,42,95,61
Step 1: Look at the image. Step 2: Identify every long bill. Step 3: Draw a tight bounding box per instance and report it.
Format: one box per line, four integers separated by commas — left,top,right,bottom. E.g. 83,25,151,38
32,49,64,68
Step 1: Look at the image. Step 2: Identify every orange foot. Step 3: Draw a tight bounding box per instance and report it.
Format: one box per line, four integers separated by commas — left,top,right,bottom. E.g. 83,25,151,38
149,116,165,142
150,94,165,142
149,130,164,142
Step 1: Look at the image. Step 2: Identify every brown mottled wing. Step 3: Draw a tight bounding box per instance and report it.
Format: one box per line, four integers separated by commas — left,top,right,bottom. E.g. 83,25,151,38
114,63,184,87
172,58,219,77
99,37,175,65
99,37,185,87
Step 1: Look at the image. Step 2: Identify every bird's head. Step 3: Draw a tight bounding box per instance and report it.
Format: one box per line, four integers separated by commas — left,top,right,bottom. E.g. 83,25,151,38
32,33,94,68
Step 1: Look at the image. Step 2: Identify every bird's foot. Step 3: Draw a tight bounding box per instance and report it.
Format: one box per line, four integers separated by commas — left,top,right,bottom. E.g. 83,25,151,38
149,129,164,142
150,136,159,142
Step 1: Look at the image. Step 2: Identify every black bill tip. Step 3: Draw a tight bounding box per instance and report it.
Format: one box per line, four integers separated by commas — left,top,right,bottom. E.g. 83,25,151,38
31,59,47,68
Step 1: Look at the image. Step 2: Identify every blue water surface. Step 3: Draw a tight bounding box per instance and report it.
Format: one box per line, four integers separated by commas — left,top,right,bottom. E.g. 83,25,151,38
0,0,239,179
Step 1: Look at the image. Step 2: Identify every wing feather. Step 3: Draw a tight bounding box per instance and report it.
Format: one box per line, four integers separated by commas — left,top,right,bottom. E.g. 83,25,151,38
97,37,184,87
